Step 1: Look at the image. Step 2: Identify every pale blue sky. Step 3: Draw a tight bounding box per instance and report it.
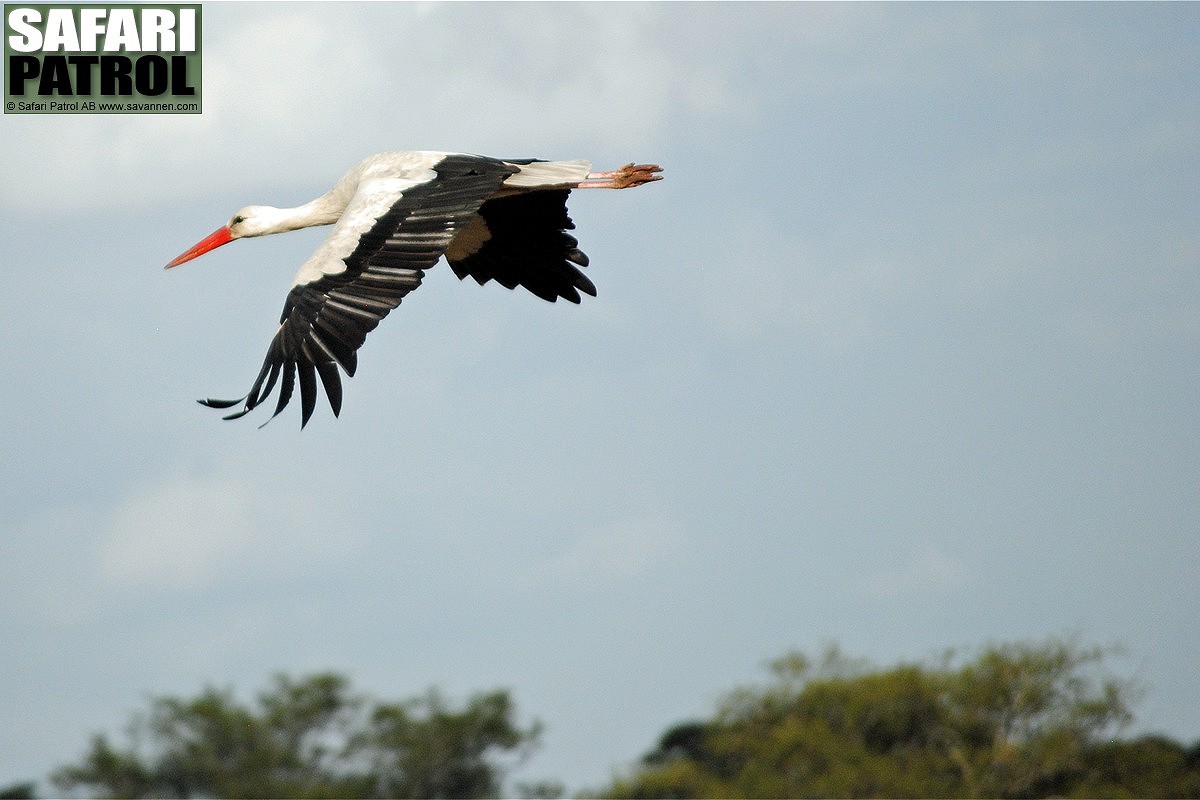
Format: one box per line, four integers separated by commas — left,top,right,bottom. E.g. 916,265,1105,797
2,2,1198,792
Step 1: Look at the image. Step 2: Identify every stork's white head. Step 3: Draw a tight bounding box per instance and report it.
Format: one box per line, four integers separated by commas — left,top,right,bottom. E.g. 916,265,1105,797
164,205,281,268
226,205,294,238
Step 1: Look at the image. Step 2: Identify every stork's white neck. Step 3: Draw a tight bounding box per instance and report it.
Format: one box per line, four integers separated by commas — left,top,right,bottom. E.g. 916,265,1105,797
235,192,346,238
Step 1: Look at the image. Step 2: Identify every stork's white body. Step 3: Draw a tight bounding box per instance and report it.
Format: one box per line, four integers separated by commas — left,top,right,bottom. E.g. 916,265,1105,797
165,150,662,426
287,152,592,286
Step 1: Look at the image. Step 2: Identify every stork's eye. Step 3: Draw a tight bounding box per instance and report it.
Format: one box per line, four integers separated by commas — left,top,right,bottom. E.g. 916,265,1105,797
232,215,246,225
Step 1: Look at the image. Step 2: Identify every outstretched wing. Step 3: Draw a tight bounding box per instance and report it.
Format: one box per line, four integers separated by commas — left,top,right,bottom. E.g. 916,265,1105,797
445,189,596,303
202,154,517,426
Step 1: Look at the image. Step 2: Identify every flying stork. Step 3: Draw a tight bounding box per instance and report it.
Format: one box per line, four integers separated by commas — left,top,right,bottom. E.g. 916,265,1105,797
165,151,662,427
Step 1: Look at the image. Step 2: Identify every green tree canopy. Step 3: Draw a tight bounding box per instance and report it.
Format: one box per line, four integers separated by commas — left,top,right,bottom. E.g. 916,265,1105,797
36,638,1200,799
604,638,1200,798
51,673,542,799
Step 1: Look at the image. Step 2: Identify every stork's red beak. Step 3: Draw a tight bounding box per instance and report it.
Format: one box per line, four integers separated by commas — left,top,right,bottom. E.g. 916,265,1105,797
165,226,234,268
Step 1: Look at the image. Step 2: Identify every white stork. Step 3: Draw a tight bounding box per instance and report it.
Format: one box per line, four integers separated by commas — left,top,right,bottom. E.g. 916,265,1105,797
165,151,662,427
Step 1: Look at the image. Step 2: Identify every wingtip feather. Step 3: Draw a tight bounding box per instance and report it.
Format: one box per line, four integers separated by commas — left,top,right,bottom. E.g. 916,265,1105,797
198,397,245,409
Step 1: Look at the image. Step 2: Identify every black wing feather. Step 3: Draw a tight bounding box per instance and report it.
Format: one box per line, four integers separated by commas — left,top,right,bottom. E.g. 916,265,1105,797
205,154,517,426
314,359,343,417
297,360,317,427
268,360,297,423
446,189,596,304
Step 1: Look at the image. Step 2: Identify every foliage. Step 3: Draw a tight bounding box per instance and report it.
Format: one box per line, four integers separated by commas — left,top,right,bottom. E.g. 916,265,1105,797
51,673,542,799
0,783,36,800
604,637,1200,798
355,688,541,799
1070,735,1200,798
37,637,1200,799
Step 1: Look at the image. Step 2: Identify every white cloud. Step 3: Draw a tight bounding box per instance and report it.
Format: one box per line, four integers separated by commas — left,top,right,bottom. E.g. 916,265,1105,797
4,3,877,215
98,471,362,591
0,3,691,213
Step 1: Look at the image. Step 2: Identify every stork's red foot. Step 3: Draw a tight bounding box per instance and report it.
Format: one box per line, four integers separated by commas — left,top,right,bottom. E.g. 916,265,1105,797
578,163,664,189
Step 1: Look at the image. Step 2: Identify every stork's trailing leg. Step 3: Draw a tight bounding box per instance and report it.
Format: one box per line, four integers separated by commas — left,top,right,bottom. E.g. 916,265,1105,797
576,163,663,189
